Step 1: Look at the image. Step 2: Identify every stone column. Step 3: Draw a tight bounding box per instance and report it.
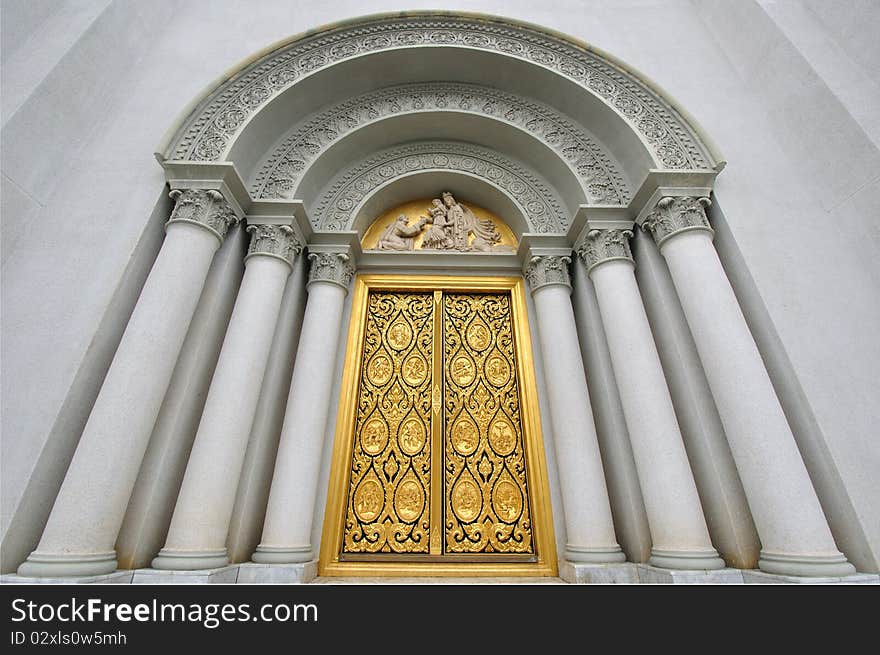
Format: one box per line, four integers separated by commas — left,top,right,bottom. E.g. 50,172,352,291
152,224,302,570
18,189,238,578
579,230,723,570
643,196,854,577
523,256,624,564
253,250,354,564
570,257,651,563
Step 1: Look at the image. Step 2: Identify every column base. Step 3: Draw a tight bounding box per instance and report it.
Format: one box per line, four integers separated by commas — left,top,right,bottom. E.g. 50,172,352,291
237,561,318,584
558,560,638,583
648,547,725,571
758,551,856,577
743,569,878,584
637,564,744,584
2,570,133,585
16,551,118,578
132,565,239,584
151,548,229,571
563,544,627,564
251,544,313,564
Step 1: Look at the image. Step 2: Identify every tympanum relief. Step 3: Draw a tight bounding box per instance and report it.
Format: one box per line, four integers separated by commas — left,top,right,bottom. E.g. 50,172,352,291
363,193,516,253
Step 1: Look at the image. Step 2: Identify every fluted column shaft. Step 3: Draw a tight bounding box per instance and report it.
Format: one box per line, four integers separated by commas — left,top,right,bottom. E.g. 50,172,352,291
152,224,301,570
644,196,854,577
253,251,354,564
18,190,238,578
524,256,624,564
580,230,722,570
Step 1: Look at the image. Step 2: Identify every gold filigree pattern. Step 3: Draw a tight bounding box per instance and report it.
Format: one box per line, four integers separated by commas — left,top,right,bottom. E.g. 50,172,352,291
343,291,433,553
443,293,534,554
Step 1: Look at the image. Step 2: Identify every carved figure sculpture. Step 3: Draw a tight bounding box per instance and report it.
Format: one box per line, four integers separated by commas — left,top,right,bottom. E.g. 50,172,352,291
376,214,426,250
421,199,453,249
441,191,501,251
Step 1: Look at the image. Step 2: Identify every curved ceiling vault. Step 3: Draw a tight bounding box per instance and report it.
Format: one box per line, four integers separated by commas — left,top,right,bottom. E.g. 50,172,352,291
158,11,724,235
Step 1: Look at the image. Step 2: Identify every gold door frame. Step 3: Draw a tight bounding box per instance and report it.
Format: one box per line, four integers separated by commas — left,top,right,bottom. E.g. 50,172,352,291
319,275,557,577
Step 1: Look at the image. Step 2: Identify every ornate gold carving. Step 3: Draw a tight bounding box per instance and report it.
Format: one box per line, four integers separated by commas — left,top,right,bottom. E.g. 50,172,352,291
342,291,433,553
320,275,557,577
443,293,534,554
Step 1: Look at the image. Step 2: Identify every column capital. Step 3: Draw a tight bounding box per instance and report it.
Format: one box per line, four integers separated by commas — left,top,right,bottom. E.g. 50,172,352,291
576,229,634,274
523,255,572,293
245,224,303,268
307,250,354,292
166,188,240,244
641,196,713,248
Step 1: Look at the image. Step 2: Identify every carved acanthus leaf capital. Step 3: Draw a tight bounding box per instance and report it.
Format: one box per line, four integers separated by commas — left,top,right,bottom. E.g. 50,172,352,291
166,188,240,243
523,255,572,293
308,251,355,292
245,224,302,267
576,229,634,273
642,196,712,248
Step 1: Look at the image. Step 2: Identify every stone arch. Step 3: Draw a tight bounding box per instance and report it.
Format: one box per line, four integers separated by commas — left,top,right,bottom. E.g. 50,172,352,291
158,12,724,199
312,141,567,234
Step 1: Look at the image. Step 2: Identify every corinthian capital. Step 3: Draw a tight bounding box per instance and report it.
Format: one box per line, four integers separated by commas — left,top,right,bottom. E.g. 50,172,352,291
576,229,634,274
523,255,572,293
642,196,713,248
245,224,303,267
166,188,240,243
308,251,355,292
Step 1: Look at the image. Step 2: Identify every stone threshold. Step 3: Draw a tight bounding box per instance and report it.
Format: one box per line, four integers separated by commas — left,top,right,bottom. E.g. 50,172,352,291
2,562,877,584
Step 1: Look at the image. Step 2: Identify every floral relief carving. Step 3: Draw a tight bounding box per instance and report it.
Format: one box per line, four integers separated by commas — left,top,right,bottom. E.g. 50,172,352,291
642,196,712,247
312,141,567,233
523,255,572,292
169,16,709,171
576,229,634,272
251,83,629,206
166,188,239,242
245,224,303,266
308,251,355,290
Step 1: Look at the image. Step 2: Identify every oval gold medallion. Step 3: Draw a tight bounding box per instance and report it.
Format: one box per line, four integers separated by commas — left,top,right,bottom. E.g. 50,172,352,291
485,354,510,386
451,476,482,523
466,319,491,351
398,417,426,455
387,319,412,350
492,478,523,523
395,479,424,523
353,476,383,522
451,417,479,456
367,353,393,386
451,354,476,386
488,418,516,456
361,417,388,455
401,355,427,386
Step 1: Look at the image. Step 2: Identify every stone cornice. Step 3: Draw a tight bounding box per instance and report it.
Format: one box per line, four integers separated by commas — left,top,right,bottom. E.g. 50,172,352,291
576,228,634,274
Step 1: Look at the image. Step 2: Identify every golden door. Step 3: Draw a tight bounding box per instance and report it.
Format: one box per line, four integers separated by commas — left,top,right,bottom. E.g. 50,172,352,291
320,276,556,576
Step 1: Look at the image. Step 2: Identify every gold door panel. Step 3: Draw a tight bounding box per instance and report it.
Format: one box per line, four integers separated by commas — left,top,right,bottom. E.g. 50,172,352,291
444,293,533,555
321,276,556,576
343,292,433,554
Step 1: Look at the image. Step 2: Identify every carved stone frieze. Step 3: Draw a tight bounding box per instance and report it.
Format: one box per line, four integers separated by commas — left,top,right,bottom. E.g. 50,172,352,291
252,83,627,206
245,224,303,266
308,251,355,291
642,196,713,248
576,229,634,273
166,189,239,243
313,141,567,233
170,15,709,171
523,255,572,292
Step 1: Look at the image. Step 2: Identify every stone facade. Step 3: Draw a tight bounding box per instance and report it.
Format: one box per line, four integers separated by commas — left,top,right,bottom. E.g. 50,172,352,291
2,1,878,583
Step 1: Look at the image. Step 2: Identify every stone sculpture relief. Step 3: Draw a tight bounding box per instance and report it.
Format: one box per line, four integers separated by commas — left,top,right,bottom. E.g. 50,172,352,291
375,193,504,252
